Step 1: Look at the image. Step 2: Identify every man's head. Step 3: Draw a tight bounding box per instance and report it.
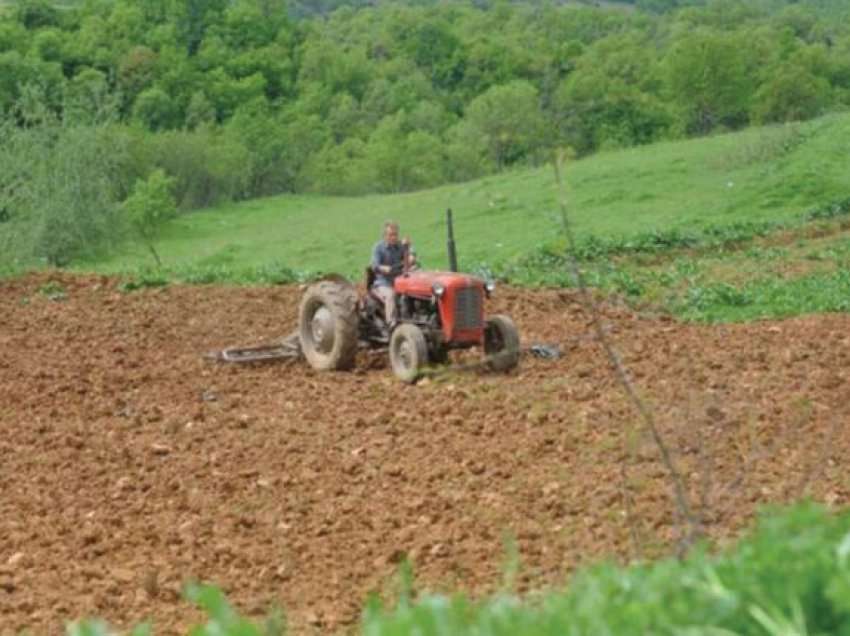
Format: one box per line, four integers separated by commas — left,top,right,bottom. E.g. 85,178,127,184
383,221,399,245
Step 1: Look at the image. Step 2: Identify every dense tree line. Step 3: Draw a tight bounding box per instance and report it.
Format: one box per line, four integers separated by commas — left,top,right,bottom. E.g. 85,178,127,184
1,0,849,265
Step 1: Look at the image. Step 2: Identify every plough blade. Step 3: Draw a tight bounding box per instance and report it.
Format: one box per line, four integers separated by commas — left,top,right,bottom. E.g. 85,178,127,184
206,332,302,363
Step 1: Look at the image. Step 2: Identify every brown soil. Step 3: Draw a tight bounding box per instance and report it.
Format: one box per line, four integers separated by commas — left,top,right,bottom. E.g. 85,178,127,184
2,272,849,635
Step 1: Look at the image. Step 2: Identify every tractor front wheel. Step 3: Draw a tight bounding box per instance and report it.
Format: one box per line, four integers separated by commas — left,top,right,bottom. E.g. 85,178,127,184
298,279,359,371
484,315,520,372
389,324,428,383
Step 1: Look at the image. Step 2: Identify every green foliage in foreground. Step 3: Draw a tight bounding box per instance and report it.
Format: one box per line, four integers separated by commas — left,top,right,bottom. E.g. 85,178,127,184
66,504,850,635
365,505,850,635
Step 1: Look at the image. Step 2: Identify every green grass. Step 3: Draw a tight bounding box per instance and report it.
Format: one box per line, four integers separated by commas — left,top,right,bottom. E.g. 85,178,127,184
84,115,850,275
80,113,850,321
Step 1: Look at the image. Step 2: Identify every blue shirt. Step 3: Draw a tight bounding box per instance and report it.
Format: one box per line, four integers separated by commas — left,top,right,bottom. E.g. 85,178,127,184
371,240,408,287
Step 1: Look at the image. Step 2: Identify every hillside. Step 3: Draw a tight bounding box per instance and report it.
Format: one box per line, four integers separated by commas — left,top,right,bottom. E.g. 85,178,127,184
81,112,850,321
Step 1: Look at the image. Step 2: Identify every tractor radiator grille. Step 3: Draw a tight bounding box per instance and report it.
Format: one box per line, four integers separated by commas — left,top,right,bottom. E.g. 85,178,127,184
453,287,483,330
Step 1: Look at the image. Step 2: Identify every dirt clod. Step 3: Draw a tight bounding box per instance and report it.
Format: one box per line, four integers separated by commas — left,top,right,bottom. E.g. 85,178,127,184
6,553,26,568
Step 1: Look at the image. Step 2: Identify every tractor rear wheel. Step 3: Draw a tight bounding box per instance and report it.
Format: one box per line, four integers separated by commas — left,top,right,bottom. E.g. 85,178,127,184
389,324,428,383
484,314,520,372
298,279,359,371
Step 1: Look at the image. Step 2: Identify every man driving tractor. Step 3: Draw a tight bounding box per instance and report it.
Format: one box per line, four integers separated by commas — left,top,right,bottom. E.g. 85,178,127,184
370,220,416,329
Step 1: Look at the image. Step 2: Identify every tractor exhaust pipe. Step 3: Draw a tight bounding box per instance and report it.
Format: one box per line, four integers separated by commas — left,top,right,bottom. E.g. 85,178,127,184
447,208,458,272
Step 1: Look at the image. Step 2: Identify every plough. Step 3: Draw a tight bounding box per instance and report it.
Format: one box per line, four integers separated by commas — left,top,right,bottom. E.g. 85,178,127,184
206,331,561,366
205,332,302,363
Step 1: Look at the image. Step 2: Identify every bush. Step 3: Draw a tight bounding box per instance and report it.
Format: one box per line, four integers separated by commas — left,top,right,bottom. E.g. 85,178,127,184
124,169,177,266
0,91,133,267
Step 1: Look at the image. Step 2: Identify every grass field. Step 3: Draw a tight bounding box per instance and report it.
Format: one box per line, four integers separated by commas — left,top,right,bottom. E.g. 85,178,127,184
83,112,850,320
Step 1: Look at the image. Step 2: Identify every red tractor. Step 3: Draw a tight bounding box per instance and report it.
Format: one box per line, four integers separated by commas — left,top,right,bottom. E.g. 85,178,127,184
297,211,520,383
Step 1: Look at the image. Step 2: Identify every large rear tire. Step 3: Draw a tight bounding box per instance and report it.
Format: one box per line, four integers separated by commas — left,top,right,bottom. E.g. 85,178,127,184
389,324,428,384
484,314,520,372
298,279,359,371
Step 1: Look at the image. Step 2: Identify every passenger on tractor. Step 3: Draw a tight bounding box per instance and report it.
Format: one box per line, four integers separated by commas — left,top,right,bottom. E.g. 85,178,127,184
370,220,416,331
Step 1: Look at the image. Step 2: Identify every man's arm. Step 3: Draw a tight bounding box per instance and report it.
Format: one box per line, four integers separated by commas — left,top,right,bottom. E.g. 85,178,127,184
372,243,392,275
371,242,383,273
402,238,416,269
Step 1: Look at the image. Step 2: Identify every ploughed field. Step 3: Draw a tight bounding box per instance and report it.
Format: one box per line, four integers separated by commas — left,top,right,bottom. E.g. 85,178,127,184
2,273,850,634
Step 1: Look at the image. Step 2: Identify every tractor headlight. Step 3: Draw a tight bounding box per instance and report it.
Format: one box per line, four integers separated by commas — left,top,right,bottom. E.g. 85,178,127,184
432,282,446,298
485,280,496,293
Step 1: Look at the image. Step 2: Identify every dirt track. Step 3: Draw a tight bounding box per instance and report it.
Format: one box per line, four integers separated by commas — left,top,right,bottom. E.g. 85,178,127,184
1,272,849,634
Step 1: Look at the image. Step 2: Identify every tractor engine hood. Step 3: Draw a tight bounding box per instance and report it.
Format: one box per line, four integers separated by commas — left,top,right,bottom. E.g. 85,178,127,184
394,271,484,298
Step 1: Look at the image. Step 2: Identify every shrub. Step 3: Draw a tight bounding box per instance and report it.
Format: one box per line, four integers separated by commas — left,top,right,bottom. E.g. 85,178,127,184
0,90,132,267
124,169,177,266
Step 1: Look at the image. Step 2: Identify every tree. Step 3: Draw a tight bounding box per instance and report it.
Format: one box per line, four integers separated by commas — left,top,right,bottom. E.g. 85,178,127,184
463,80,547,169
63,68,114,124
123,169,177,267
118,46,158,107
224,97,288,196
402,20,466,91
278,107,330,192
553,32,670,153
217,0,288,49
185,90,216,129
443,120,494,183
297,138,373,195
13,0,59,30
663,29,754,135
297,38,373,101
326,92,363,143
172,0,228,56
32,28,65,63
224,46,295,101
363,113,444,193
145,128,251,208
751,62,831,124
359,62,435,126
0,52,64,114
132,86,179,131
0,21,29,55
206,68,267,120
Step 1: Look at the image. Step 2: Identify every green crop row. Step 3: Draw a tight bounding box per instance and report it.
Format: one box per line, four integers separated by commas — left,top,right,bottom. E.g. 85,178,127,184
461,196,850,322
507,196,850,268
